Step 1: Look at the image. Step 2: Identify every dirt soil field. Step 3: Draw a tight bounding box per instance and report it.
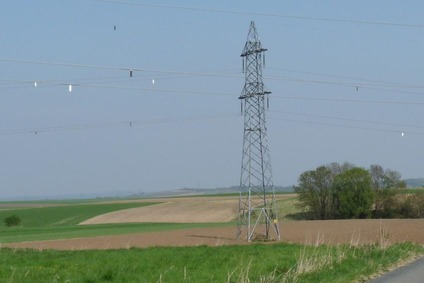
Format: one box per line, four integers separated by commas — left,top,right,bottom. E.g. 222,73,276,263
4,219,424,251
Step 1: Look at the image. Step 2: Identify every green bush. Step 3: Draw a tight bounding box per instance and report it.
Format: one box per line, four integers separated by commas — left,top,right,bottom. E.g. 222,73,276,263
397,192,424,218
333,168,374,219
373,191,424,219
374,188,399,218
4,215,21,227
411,192,424,218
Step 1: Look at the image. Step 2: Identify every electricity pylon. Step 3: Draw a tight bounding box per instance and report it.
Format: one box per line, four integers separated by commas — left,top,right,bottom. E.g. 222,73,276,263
237,21,280,242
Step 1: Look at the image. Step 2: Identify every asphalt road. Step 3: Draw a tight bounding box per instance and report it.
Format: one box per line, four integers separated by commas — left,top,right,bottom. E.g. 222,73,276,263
368,256,424,283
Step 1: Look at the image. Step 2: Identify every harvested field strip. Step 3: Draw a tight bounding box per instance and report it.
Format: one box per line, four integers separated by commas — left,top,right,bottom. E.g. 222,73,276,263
81,194,296,225
0,242,422,282
81,199,237,224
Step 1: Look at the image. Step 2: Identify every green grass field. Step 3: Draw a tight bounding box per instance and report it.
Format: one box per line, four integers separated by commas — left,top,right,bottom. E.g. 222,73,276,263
0,200,235,243
0,201,161,243
0,222,235,243
0,202,159,228
1,242,422,282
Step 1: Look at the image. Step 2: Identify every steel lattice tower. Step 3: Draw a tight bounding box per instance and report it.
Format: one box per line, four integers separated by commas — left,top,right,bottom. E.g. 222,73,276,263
237,21,280,242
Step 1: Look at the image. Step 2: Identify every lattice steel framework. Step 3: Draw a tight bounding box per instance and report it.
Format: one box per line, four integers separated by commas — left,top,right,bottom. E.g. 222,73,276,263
237,21,280,242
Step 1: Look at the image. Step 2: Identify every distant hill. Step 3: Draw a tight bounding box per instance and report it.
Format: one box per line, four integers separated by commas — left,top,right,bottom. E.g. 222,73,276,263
140,185,294,198
1,190,141,202
4,186,294,202
404,178,424,188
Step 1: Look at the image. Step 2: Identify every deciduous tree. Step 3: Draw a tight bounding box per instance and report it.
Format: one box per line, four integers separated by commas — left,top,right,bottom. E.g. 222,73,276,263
369,164,406,217
333,168,374,219
294,166,335,220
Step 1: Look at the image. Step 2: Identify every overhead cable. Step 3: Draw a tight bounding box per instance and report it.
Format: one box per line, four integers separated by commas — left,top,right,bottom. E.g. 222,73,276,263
2,78,424,105
270,110,424,129
0,113,240,136
269,116,424,136
93,0,424,29
3,58,424,94
272,95,424,105
0,58,240,79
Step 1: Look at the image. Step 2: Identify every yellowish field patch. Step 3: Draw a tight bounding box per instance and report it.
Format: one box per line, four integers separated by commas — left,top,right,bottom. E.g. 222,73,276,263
80,194,295,224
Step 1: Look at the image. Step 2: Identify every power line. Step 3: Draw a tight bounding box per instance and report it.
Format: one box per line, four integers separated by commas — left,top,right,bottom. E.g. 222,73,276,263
3,77,424,105
272,95,424,105
3,58,424,100
269,110,424,130
0,78,238,96
268,67,404,86
269,116,424,136
93,0,424,29
2,108,420,137
267,67,424,92
4,74,424,97
4,58,424,96
0,113,240,136
0,58,240,79
265,75,424,96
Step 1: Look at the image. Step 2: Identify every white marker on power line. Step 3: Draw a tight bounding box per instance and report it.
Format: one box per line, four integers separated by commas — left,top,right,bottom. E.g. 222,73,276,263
152,79,155,84
401,132,405,137
68,84,72,92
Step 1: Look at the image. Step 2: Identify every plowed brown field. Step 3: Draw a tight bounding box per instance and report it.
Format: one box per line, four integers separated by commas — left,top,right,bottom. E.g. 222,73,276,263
4,195,424,250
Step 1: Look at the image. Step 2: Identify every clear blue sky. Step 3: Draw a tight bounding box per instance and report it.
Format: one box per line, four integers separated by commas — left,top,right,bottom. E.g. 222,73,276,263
1,1,423,198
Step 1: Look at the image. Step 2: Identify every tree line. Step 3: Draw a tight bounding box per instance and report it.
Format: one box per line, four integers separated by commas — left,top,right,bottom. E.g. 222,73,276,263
294,162,424,220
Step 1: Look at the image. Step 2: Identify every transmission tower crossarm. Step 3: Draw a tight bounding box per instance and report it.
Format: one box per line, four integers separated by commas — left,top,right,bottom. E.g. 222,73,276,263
240,48,268,57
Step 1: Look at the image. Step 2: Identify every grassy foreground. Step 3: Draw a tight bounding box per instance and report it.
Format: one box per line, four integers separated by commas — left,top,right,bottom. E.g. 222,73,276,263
1,242,422,283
